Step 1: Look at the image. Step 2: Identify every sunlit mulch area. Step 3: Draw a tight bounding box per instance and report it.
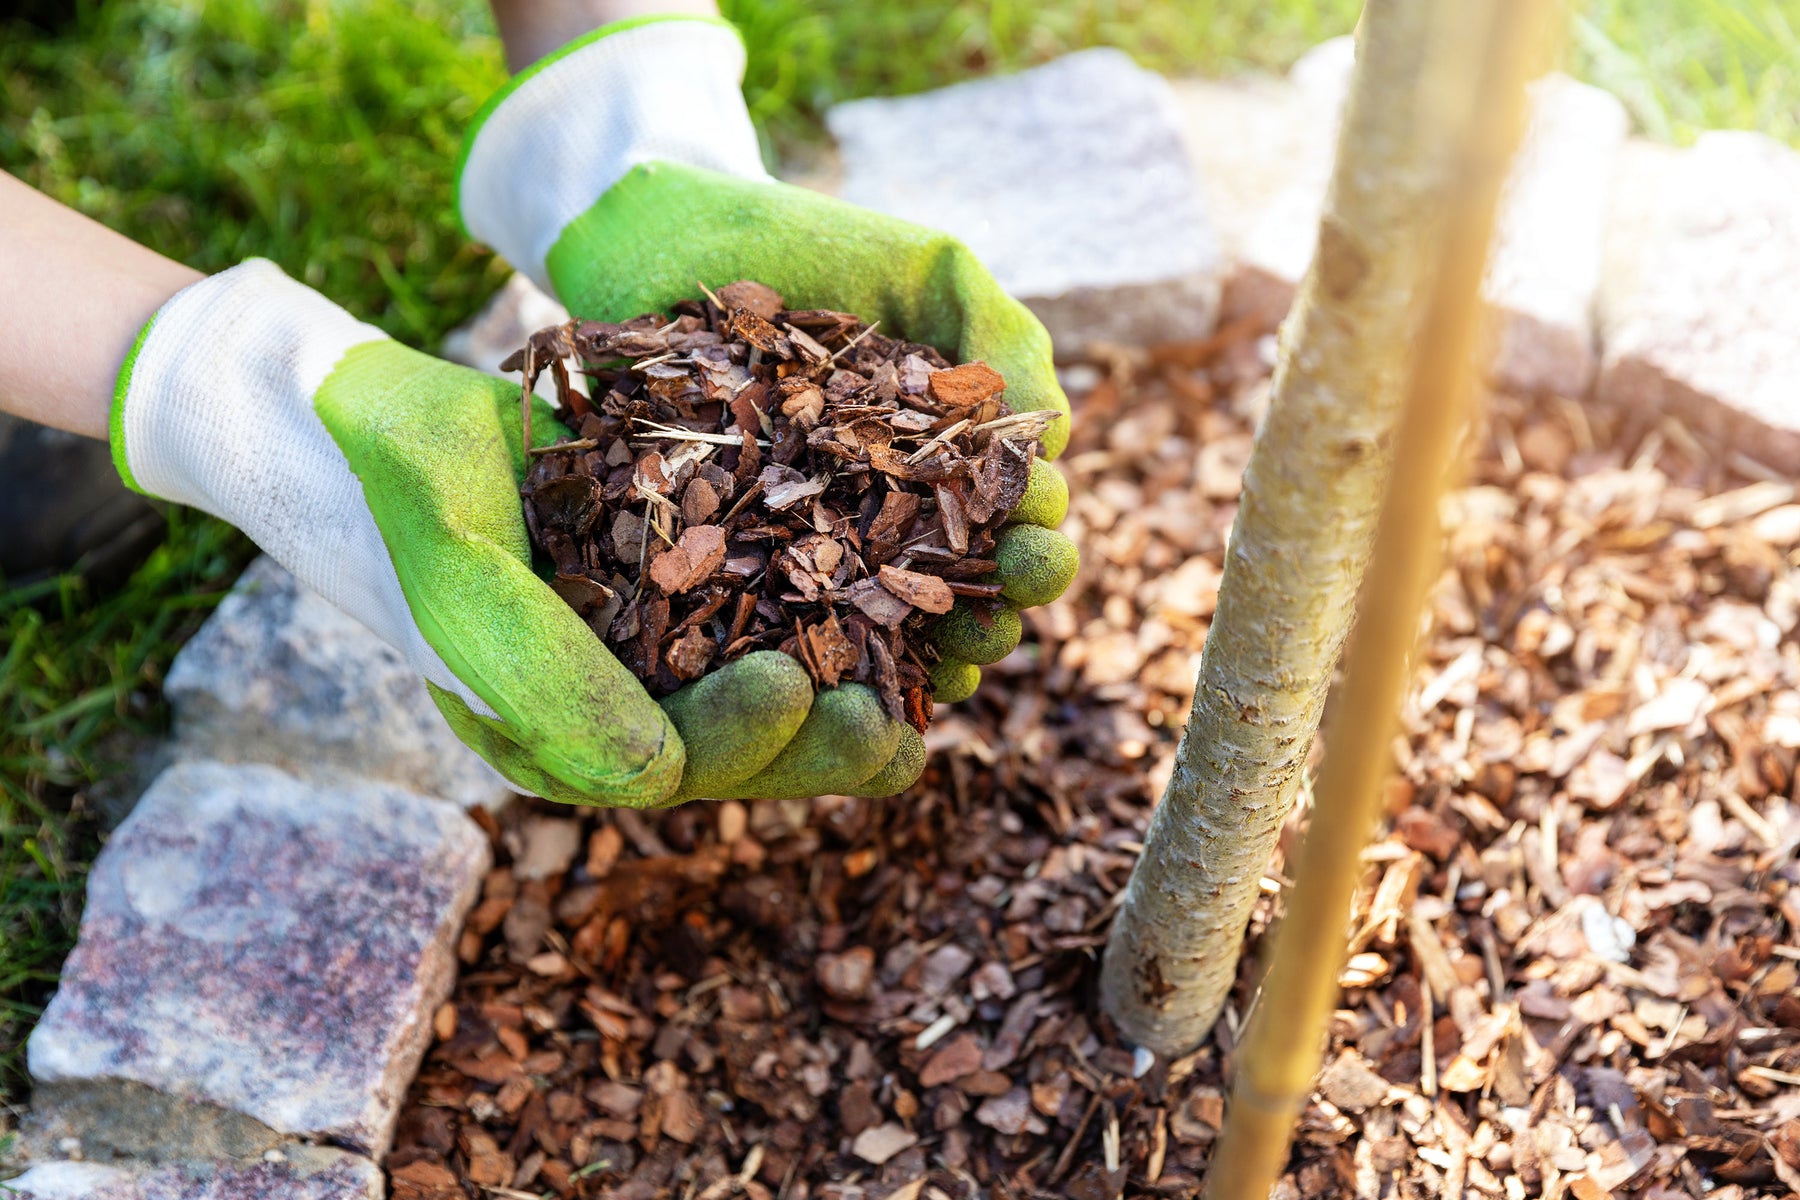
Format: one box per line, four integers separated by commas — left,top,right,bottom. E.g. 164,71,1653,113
391,319,1800,1200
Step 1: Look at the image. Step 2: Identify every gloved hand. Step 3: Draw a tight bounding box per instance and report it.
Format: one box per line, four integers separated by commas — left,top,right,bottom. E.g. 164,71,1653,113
458,15,1079,796
110,259,698,806
111,259,916,806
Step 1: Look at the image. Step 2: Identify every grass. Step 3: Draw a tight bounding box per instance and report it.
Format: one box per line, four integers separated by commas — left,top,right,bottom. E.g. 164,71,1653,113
2,0,1797,1111
736,0,1800,154
0,513,250,1104
727,0,1365,149
1,0,511,348
1573,0,1800,145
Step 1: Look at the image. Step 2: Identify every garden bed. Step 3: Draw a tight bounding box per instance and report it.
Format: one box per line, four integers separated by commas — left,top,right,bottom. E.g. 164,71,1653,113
390,317,1800,1200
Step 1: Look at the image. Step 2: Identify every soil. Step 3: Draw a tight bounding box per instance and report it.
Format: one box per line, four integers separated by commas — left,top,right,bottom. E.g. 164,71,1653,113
392,315,1800,1200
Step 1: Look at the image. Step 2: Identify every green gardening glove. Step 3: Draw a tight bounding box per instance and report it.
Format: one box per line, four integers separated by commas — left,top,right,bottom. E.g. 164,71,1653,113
460,17,1079,801
111,260,684,807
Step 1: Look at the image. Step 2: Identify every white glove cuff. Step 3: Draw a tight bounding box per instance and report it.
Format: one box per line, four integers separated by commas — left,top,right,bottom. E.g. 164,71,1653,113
117,258,385,532
116,259,494,717
458,17,771,293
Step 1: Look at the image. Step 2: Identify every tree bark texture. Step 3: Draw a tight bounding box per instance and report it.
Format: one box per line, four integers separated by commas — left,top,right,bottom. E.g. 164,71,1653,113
1203,1,1550,1191
1100,0,1461,1057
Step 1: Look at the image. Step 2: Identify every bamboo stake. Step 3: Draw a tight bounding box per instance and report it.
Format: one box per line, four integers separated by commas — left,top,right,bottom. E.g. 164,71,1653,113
1202,2,1556,1196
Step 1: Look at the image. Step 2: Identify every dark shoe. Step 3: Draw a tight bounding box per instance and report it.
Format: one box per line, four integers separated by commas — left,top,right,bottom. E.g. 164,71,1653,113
0,415,166,590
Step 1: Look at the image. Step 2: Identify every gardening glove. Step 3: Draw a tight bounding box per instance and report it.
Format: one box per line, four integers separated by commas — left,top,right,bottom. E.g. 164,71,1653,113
110,258,685,807
459,15,1079,799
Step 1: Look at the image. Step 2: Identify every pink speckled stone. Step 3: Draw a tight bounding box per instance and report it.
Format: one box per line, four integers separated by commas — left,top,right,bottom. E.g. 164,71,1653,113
4,1151,379,1200
26,760,488,1159
1597,133,1800,472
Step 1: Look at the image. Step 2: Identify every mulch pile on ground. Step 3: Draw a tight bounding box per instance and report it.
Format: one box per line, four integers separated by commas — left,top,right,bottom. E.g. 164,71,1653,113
393,315,1800,1200
513,281,1050,726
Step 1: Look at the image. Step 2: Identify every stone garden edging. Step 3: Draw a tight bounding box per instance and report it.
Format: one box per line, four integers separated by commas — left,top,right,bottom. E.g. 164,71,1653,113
9,564,503,1200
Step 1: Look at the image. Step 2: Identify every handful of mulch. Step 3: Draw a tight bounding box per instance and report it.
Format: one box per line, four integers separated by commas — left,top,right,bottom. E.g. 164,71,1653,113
510,280,1054,734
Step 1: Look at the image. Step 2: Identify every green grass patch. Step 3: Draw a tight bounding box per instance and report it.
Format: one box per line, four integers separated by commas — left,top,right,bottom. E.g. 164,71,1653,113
1573,0,1800,145
0,0,511,348
727,0,1364,150
0,512,252,1101
731,0,1800,152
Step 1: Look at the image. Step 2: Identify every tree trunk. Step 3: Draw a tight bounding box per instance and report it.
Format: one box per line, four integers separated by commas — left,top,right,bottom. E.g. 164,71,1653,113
1202,0,1551,1189
1101,0,1468,1056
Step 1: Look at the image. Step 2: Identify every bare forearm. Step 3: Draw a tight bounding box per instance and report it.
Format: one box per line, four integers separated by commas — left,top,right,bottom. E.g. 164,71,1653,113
0,173,202,439
489,0,718,72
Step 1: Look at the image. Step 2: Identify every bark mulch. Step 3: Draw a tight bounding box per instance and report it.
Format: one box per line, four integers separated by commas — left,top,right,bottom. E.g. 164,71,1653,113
513,281,1048,723
391,317,1800,1200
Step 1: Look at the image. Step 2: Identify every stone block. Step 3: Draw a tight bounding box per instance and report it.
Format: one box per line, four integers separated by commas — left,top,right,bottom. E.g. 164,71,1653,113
164,555,512,810
826,48,1223,354
20,1079,289,1166
27,760,490,1159
1179,36,1627,397
1184,37,1353,327
1169,68,1327,266
3,1149,381,1200
1485,74,1631,396
1596,132,1800,473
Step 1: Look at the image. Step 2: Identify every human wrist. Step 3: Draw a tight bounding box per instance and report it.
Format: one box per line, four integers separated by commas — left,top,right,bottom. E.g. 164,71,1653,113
0,172,202,439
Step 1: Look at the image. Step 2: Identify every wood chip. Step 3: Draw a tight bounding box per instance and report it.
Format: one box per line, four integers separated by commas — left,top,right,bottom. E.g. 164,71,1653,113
851,1123,918,1165
927,362,1007,407
414,317,1795,1200
879,564,957,614
648,524,726,594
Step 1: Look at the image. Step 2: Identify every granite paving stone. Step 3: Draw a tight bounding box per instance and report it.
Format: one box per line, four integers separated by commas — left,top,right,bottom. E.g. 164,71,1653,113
1170,65,1332,315
3,1149,382,1200
1483,73,1630,396
1185,36,1354,327
1596,131,1800,472
20,1079,290,1166
826,48,1223,354
164,556,512,810
26,760,490,1159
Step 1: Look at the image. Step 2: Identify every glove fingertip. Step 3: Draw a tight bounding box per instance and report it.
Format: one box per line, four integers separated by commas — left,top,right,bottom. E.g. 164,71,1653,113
730,683,902,800
1038,398,1072,460
994,525,1079,608
428,681,683,807
848,727,926,797
929,658,981,704
933,600,1023,666
662,650,814,802
1011,456,1070,528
